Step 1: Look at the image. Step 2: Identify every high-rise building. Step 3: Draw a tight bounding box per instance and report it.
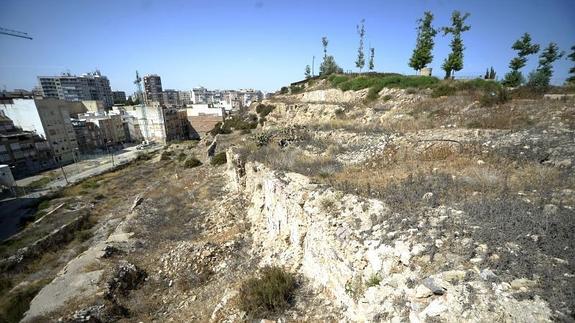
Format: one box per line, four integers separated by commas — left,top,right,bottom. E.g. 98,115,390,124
37,71,114,108
143,74,163,104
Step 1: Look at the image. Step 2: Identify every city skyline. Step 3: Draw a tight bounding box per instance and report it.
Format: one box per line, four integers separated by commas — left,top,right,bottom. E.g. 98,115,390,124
1,0,574,93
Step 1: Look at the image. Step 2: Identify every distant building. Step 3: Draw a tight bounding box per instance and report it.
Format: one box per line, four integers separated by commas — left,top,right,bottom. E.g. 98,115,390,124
112,91,127,104
162,89,179,107
0,98,78,164
185,104,224,139
192,87,212,104
71,119,105,154
178,90,193,105
78,112,126,146
143,74,163,104
0,113,55,179
37,71,114,108
80,100,105,114
123,103,187,143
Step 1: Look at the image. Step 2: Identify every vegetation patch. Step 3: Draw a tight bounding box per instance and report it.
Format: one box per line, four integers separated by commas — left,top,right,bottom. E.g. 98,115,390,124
210,152,227,166
184,157,202,168
239,266,297,318
0,279,50,323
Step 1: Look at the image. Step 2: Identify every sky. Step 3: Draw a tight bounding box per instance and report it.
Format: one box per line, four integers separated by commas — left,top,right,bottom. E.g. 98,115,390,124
1,0,574,93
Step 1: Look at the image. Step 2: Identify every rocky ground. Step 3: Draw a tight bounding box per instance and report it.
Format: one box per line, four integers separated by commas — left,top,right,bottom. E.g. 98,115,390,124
1,80,574,322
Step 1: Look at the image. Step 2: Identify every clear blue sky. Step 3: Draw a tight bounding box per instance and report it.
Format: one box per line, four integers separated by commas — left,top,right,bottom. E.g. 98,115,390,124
1,0,574,93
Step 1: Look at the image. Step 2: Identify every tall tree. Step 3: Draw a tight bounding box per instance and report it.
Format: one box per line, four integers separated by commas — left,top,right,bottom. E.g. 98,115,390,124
409,11,437,73
355,19,366,72
319,37,343,76
502,33,540,87
369,47,375,71
441,11,471,79
567,45,575,84
489,66,496,80
527,42,564,88
305,65,311,79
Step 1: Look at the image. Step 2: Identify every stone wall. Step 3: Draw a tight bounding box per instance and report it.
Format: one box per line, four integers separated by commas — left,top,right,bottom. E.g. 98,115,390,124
226,149,553,322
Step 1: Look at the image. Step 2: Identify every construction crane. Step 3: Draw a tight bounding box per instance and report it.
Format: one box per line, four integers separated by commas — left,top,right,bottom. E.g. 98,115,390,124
134,71,150,142
0,27,32,40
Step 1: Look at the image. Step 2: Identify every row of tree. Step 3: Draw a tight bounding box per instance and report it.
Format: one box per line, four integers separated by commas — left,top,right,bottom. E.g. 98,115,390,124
305,11,575,86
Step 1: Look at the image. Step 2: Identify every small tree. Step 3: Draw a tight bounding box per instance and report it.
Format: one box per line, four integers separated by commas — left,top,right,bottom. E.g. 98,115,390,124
304,65,311,79
567,45,575,84
527,42,564,89
441,11,471,79
409,11,437,74
368,47,375,71
502,33,540,87
355,19,366,72
319,37,343,76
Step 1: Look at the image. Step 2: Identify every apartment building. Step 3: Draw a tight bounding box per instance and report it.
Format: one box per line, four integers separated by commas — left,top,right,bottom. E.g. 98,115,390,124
0,113,55,178
112,91,127,104
78,112,126,146
143,74,163,104
178,90,193,106
71,119,105,154
38,71,114,108
162,89,179,107
0,98,79,164
123,103,187,143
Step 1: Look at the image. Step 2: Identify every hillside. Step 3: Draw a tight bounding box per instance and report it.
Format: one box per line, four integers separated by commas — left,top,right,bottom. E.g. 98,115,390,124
1,75,574,322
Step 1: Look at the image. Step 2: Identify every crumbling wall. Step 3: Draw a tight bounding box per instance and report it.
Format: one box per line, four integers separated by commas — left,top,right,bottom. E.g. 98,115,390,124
227,149,553,322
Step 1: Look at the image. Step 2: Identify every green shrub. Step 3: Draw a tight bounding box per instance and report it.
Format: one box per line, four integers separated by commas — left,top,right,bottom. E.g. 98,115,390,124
256,104,275,118
526,69,551,92
239,266,297,317
290,85,304,94
210,152,227,166
160,151,172,161
480,88,510,107
366,274,382,287
81,179,100,190
280,86,288,94
431,84,457,98
184,157,202,168
177,152,186,161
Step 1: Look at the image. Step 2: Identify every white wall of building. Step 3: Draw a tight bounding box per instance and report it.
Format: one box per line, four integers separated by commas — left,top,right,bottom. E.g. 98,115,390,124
0,99,45,138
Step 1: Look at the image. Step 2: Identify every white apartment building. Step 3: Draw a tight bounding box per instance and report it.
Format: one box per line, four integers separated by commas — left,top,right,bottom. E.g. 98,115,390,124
38,71,114,108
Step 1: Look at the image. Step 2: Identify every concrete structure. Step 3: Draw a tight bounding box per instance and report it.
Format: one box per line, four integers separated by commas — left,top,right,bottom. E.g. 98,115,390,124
185,104,224,138
162,89,179,107
112,91,127,104
1,98,79,164
38,71,114,108
178,90,193,105
185,104,225,117
123,104,188,143
0,113,55,178
71,119,105,154
143,74,163,104
0,164,15,187
78,112,126,146
191,87,213,104
80,100,105,114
